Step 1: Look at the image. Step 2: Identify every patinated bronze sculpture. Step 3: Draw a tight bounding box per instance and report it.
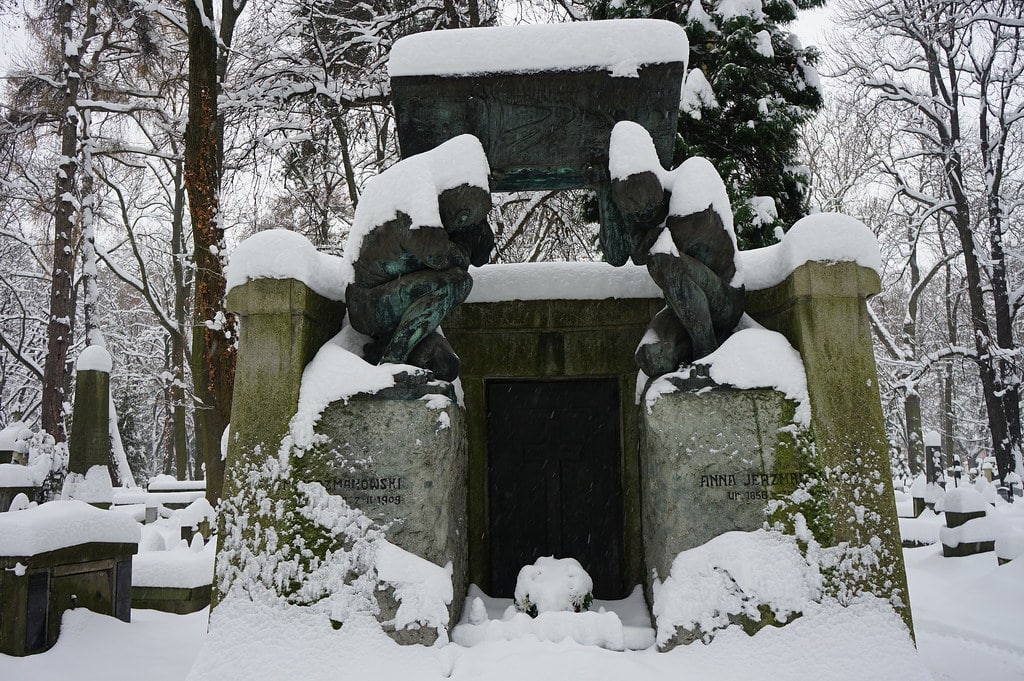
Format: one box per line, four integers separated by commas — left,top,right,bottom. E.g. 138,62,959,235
611,167,744,378
345,183,494,382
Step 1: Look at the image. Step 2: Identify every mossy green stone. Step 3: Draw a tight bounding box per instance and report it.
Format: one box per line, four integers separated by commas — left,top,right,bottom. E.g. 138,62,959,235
68,369,111,476
747,261,912,634
218,278,344,608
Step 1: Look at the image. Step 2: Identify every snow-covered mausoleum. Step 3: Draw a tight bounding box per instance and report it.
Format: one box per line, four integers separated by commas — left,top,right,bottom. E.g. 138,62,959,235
218,19,910,652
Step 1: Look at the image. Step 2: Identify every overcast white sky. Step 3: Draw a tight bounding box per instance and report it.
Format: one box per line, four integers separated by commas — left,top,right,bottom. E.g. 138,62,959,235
792,4,837,55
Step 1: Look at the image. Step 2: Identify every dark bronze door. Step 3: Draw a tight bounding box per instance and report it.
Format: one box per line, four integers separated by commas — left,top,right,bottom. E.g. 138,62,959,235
486,379,624,599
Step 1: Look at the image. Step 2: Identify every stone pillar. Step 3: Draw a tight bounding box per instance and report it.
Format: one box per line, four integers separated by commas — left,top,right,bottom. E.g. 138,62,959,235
224,278,345,479
746,261,913,633
68,356,111,479
218,278,345,606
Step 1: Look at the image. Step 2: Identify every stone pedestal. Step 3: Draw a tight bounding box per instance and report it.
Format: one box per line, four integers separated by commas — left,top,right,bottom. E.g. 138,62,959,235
301,395,469,637
640,382,798,586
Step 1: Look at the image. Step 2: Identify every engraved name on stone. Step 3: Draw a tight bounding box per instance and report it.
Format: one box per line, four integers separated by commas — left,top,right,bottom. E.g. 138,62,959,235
698,472,804,502
317,476,405,507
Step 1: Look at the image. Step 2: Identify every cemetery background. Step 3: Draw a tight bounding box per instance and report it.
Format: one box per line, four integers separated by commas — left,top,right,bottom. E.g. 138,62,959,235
2,1,1024,679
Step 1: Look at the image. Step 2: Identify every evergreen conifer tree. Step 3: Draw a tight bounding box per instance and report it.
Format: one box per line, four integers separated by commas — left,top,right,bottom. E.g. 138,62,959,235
590,0,825,249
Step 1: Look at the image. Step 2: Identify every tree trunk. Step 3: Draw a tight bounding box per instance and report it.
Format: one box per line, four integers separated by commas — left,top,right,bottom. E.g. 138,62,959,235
41,0,89,444
941,260,958,468
185,0,235,503
978,53,1022,480
902,220,923,475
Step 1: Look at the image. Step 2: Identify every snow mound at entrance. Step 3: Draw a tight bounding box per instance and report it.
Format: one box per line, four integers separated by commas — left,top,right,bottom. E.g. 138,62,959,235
452,584,656,651
514,556,594,615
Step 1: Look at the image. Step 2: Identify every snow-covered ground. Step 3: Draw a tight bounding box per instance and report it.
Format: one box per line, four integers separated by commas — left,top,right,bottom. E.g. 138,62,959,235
4,498,1024,680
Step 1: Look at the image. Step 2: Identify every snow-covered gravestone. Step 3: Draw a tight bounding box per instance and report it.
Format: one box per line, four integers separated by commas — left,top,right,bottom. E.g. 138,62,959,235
219,137,484,646
67,346,116,500
939,487,995,558
0,500,139,656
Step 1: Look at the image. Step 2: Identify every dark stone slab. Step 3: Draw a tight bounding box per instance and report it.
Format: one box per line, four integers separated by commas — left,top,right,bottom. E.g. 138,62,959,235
941,540,995,557
945,509,986,529
392,65,683,193
131,585,211,614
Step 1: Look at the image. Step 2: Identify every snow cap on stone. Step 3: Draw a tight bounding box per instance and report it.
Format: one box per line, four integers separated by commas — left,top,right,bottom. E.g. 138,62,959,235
609,121,664,181
226,229,347,301
0,500,140,556
77,345,112,373
740,213,881,291
389,19,687,78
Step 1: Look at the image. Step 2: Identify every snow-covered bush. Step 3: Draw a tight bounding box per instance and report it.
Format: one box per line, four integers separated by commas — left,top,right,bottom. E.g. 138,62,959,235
3,430,70,502
514,556,594,617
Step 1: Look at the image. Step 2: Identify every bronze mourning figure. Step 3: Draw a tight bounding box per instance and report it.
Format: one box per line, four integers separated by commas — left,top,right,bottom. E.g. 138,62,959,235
346,183,494,382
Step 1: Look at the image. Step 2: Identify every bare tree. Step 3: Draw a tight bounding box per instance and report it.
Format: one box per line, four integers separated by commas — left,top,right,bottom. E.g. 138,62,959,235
838,0,1024,480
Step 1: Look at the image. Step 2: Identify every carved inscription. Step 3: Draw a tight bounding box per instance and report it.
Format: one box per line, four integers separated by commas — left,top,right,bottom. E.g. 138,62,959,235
317,475,405,507
698,472,805,502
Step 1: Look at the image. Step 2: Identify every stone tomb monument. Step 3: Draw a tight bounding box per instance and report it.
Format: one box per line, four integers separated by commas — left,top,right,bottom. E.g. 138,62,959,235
219,19,911,648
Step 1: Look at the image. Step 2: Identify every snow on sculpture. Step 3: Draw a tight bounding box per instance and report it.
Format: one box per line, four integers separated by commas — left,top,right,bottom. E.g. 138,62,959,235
342,134,494,382
608,121,745,377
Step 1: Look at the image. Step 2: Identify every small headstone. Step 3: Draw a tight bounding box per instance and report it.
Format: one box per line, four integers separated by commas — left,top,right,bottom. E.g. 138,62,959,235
940,487,995,557
924,429,944,490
